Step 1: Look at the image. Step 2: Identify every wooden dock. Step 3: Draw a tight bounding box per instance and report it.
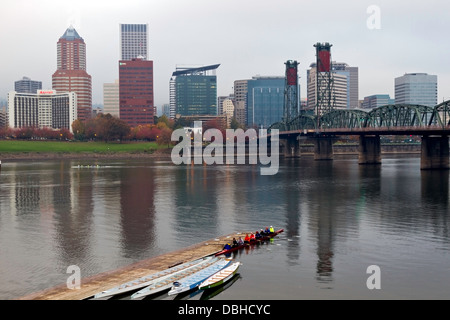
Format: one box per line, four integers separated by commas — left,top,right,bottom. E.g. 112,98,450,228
18,232,247,300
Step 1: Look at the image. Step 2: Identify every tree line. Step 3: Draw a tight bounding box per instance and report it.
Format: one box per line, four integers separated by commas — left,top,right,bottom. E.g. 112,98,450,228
0,113,233,146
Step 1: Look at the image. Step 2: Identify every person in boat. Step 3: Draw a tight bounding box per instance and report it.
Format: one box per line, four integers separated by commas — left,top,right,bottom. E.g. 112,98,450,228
244,234,251,243
260,228,266,236
223,242,231,250
231,237,239,248
250,233,255,242
238,237,244,246
255,231,262,240
269,226,275,234
264,227,270,234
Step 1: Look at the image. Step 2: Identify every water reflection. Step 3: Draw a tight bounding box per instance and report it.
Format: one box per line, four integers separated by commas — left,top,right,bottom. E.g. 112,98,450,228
0,156,449,299
174,164,220,236
118,166,156,257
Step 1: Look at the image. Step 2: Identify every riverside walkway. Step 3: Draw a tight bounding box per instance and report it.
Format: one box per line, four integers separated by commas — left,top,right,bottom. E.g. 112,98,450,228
18,232,247,300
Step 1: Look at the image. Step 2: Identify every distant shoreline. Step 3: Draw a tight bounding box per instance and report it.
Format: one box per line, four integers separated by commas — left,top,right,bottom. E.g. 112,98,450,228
0,142,421,162
0,149,173,162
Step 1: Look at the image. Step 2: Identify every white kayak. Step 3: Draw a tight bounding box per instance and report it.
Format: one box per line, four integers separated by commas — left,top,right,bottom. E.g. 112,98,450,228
131,256,222,299
167,258,232,296
93,256,214,299
198,261,241,290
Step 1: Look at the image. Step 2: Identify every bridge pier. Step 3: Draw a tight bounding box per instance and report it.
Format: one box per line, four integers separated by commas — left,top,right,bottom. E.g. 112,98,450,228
420,135,449,170
358,135,381,165
281,136,301,157
313,136,333,160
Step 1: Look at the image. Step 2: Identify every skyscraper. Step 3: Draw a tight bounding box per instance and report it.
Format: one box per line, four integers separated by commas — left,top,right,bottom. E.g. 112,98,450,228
15,77,42,94
171,64,219,116
103,80,120,117
246,76,285,128
333,62,359,109
52,26,92,121
394,73,437,107
307,64,348,113
119,58,154,126
120,24,149,60
233,80,249,126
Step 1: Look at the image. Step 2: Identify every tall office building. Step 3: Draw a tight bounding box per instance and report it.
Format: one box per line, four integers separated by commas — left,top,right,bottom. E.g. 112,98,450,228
15,77,42,94
246,76,285,128
0,107,6,128
120,24,149,60
307,64,348,113
221,98,235,127
169,77,176,119
103,80,120,117
233,80,248,126
52,26,92,121
8,90,77,132
171,64,219,116
333,62,359,109
394,73,437,107
119,58,154,126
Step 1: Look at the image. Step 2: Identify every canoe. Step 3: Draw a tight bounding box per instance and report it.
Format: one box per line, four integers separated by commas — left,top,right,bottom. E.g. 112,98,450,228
198,261,241,290
167,258,233,296
200,273,240,300
93,256,214,299
214,243,246,256
130,256,222,299
250,228,284,243
215,228,284,256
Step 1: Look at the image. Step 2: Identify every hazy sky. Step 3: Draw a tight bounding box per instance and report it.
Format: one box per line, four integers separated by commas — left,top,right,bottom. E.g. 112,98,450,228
1,0,449,107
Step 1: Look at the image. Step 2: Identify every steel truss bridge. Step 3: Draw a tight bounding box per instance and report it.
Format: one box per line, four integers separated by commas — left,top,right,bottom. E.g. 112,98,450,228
269,100,450,135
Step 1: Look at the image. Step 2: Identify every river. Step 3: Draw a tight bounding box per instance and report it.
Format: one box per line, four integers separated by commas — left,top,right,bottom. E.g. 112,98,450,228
0,155,449,300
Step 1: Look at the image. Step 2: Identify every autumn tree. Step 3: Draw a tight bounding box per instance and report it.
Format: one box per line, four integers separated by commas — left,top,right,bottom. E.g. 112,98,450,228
71,113,130,142
156,127,173,148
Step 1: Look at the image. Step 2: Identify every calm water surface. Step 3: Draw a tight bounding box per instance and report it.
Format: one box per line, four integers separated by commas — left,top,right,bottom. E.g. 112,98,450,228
0,155,449,300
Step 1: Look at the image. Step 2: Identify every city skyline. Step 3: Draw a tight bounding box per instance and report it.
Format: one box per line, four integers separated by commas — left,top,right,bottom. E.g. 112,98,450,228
1,0,450,108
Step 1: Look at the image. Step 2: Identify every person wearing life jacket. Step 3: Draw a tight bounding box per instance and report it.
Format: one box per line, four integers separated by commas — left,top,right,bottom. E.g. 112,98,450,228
269,226,275,234
223,242,231,250
265,227,270,234
255,231,262,240
244,234,251,243
250,233,255,242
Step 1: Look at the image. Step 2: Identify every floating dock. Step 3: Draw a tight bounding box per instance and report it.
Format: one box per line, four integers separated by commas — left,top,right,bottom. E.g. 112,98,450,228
18,232,247,300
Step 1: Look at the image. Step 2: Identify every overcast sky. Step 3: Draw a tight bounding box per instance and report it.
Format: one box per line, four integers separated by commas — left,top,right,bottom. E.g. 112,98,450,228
1,0,449,107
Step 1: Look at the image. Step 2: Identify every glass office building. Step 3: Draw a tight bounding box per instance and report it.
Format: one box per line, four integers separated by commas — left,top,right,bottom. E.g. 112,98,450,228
172,65,219,116
246,76,286,128
395,73,437,107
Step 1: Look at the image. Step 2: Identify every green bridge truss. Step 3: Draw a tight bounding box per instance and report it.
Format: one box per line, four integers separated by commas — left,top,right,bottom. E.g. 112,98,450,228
269,100,450,132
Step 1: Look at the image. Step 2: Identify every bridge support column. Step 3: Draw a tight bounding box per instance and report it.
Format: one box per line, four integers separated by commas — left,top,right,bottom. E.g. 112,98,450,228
313,136,333,160
281,136,301,157
420,135,449,170
358,135,381,165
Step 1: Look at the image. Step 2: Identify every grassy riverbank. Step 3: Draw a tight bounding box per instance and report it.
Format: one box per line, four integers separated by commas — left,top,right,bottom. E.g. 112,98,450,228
0,140,172,161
